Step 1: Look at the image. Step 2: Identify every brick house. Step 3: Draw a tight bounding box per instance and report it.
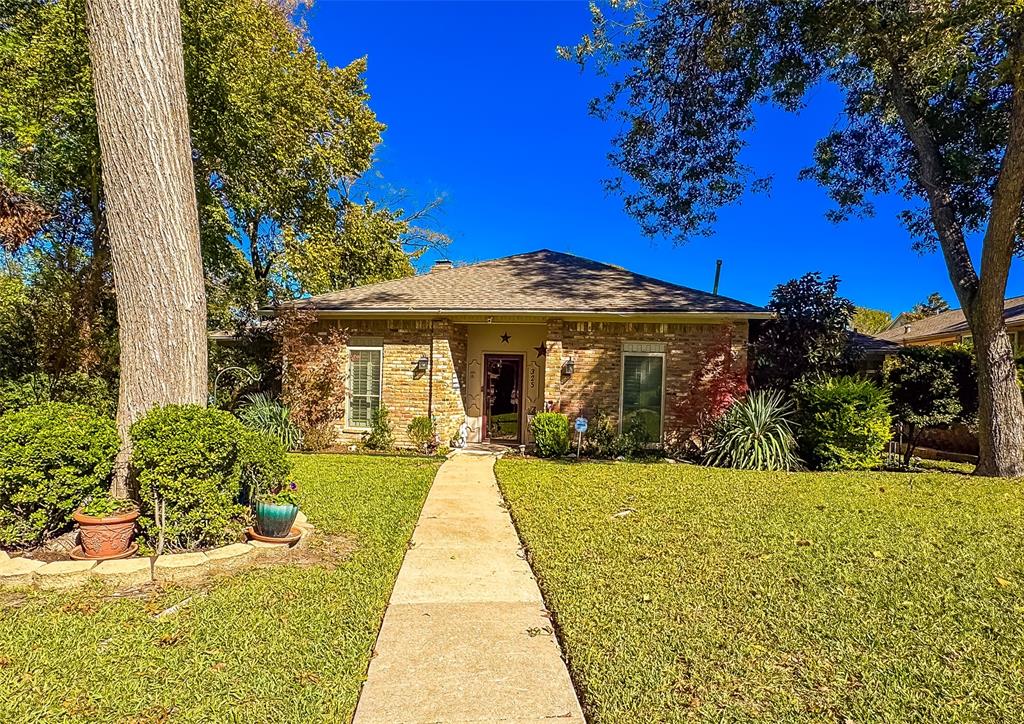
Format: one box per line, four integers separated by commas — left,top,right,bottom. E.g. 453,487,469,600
282,250,770,448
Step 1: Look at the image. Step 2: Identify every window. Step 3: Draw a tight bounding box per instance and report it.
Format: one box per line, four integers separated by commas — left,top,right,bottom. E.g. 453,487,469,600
348,347,382,429
620,351,665,441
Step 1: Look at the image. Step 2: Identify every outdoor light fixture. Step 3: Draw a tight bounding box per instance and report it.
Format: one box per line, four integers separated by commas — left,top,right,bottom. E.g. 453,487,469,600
415,357,429,372
562,357,575,377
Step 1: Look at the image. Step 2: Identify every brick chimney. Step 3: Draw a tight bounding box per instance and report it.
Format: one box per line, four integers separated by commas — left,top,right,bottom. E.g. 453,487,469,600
431,259,453,273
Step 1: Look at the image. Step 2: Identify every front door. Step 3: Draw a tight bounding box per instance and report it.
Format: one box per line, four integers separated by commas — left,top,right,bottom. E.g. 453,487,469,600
483,354,523,443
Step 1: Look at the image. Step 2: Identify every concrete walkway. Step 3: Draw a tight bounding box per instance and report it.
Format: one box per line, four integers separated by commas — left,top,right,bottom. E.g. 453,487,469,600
353,453,585,724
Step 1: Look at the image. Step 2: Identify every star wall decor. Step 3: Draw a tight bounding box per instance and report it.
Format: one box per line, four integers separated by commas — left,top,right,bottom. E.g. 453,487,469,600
500,332,511,344
534,343,547,357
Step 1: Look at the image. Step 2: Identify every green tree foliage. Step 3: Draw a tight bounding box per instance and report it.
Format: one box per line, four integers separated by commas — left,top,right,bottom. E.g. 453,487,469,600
567,0,1024,476
904,292,952,322
750,272,858,391
1,0,444,380
0,264,35,379
852,307,893,335
794,377,892,471
362,405,395,451
884,346,978,464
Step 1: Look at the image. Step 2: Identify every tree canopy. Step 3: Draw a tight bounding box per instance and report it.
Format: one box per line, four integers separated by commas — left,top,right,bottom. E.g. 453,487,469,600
568,0,1024,475
852,307,893,335
750,272,857,391
1,0,444,382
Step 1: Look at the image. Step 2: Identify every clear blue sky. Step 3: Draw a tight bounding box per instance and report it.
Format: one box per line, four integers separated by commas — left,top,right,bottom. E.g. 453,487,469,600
305,0,1021,315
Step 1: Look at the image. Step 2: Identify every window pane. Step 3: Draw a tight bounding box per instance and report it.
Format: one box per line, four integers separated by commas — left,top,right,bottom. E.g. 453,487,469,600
622,355,663,440
349,348,382,428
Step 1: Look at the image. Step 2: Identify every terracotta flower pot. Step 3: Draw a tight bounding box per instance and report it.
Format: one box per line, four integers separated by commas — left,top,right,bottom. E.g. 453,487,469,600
73,508,139,559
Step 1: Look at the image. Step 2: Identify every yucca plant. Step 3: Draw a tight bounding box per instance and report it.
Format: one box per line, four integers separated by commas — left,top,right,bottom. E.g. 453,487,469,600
237,392,304,451
703,389,800,471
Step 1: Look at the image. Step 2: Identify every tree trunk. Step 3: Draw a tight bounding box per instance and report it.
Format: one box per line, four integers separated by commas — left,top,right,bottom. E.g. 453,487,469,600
85,0,207,497
968,308,1024,476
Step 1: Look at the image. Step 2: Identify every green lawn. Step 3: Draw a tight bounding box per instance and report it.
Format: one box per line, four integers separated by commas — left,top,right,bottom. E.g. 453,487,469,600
0,454,437,723
497,459,1024,722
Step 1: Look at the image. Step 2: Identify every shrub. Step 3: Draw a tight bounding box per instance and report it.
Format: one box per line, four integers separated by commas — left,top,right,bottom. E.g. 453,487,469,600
885,346,976,465
0,372,115,416
131,404,290,549
794,376,891,471
237,392,303,451
0,403,118,547
363,405,395,451
530,412,571,457
703,390,800,471
582,410,618,458
407,416,437,454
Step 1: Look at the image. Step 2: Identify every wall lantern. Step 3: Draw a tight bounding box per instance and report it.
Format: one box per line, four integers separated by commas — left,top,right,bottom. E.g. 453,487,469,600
415,357,430,372
562,357,575,377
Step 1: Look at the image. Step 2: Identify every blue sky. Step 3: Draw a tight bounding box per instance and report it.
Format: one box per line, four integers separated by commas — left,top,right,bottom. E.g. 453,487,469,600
306,1,1021,315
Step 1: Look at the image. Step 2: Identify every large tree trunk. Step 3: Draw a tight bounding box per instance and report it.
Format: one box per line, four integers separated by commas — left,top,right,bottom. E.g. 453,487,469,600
970,315,1024,476
85,0,207,496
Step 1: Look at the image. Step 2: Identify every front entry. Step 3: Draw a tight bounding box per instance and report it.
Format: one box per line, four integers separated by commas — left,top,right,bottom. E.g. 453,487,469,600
483,354,523,443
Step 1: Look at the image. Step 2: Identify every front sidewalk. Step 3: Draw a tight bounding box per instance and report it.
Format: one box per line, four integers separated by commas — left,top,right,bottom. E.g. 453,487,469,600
353,453,584,723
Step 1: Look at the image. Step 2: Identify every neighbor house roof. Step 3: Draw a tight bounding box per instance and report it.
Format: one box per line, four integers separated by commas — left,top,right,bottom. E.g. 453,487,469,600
276,249,770,318
875,295,1024,344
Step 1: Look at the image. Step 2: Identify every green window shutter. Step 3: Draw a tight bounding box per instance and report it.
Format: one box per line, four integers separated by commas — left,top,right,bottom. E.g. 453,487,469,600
621,354,663,440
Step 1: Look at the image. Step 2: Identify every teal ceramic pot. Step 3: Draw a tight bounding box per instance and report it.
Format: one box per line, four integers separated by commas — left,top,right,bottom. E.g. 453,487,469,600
255,501,299,538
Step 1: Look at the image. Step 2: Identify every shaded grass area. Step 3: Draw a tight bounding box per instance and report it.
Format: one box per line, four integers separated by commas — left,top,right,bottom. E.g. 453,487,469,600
496,459,1024,722
0,454,437,723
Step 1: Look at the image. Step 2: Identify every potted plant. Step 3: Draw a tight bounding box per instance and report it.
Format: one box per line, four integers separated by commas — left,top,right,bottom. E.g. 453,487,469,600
73,492,140,559
253,479,300,539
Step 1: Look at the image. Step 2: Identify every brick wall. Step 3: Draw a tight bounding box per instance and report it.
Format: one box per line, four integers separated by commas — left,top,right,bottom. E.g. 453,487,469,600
316,318,468,449
545,319,749,442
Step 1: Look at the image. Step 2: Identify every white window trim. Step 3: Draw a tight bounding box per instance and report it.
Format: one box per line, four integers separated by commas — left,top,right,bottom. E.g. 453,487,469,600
347,345,383,431
618,348,666,440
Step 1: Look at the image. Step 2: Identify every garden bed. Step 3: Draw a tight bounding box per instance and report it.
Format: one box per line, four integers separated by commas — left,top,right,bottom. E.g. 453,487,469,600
497,458,1024,722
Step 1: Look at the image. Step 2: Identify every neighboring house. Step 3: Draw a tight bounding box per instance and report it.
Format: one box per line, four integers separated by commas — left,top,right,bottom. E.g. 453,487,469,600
276,250,770,448
875,295,1024,349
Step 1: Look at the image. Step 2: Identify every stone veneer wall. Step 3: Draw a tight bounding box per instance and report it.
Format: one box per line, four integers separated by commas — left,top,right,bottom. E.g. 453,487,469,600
543,319,749,442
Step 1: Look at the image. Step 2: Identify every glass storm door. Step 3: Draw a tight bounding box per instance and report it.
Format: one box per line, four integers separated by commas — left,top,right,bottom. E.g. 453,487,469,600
483,355,523,443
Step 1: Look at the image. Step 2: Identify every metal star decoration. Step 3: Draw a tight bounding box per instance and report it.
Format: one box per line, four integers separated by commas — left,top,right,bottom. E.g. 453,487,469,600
500,332,511,344
534,343,547,357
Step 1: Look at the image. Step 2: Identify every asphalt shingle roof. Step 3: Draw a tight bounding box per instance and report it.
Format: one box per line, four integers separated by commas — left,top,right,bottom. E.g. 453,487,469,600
285,249,768,316
875,295,1024,343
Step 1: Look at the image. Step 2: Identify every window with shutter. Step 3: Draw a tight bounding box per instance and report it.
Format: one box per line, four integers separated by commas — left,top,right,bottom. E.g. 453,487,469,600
348,347,382,429
620,352,664,441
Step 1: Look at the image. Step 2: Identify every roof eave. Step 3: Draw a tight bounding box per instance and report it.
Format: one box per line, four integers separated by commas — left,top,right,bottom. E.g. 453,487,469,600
260,307,773,321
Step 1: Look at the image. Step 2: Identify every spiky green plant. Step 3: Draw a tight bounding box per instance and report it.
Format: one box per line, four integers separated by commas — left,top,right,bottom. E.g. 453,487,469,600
237,392,303,451
703,389,800,471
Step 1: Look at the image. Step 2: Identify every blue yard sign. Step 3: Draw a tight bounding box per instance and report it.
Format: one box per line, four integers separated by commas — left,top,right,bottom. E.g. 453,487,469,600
574,417,588,433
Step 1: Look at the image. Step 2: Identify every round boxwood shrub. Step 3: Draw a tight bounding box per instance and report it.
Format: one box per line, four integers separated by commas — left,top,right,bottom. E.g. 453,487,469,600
131,404,291,550
0,403,118,547
794,376,891,471
530,412,571,457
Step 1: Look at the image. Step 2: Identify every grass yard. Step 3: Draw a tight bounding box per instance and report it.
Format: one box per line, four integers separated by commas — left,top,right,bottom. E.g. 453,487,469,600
0,454,438,723
497,459,1024,723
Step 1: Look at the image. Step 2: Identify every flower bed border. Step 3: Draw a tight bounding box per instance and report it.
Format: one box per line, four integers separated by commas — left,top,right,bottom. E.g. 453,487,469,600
0,512,314,590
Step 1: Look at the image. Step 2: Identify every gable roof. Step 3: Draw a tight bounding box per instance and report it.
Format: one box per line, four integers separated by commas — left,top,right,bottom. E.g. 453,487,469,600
875,295,1024,344
281,249,770,318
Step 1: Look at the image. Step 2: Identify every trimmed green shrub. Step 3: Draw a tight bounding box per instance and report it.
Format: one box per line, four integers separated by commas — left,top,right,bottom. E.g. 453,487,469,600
703,390,800,471
363,405,395,451
0,403,118,547
407,416,436,454
237,392,303,451
530,412,571,457
131,404,290,549
794,376,891,471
